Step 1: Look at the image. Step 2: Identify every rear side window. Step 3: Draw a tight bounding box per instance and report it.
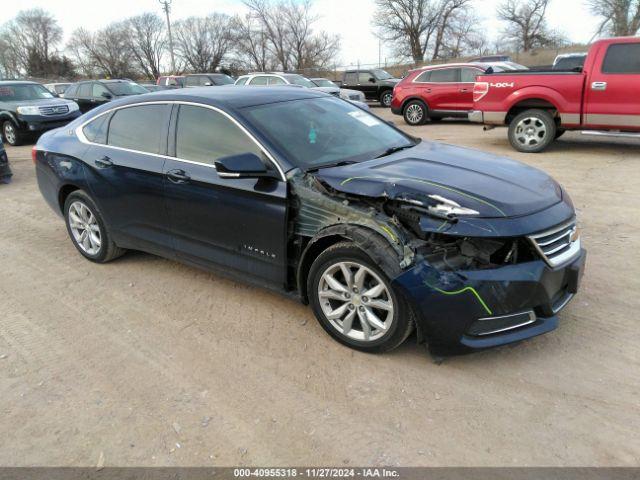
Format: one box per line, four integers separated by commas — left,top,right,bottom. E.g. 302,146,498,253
461,68,482,82
82,113,110,144
175,105,263,166
602,43,640,73
429,68,459,83
107,105,166,154
268,77,286,85
249,76,269,86
414,71,431,82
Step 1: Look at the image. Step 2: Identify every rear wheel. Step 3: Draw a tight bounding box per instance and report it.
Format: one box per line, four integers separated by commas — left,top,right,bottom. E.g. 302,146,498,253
403,100,427,126
64,190,126,263
380,90,393,108
508,109,556,153
308,242,413,353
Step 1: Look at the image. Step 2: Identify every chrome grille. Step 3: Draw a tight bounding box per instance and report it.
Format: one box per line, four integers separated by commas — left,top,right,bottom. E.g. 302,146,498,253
528,220,580,267
39,105,69,116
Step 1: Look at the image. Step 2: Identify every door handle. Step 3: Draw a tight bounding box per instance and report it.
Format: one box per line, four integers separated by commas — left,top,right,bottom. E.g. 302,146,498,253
591,81,607,91
166,169,191,184
459,88,470,92
95,156,113,168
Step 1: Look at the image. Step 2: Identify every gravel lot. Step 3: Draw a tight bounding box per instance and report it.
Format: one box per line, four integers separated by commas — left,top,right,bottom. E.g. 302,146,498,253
1,109,639,467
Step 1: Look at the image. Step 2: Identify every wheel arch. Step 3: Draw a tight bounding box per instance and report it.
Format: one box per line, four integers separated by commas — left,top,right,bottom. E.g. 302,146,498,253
505,91,562,126
58,183,81,214
401,96,429,114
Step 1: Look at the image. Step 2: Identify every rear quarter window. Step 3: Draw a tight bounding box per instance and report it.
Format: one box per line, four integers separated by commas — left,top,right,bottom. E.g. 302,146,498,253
602,43,640,73
82,113,111,144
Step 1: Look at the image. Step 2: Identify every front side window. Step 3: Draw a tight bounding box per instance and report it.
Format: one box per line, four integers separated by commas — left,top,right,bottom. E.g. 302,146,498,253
244,97,415,169
358,72,373,83
65,85,78,97
429,68,459,83
249,76,269,86
268,76,286,85
371,69,393,80
92,83,110,98
460,68,482,82
236,77,248,86
175,105,264,166
602,43,640,74
107,104,166,154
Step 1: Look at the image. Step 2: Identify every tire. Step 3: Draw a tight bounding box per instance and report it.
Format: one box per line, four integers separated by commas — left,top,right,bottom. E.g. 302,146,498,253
429,117,443,123
379,90,393,108
307,242,414,353
508,109,557,153
3,120,24,146
403,100,428,126
63,190,126,263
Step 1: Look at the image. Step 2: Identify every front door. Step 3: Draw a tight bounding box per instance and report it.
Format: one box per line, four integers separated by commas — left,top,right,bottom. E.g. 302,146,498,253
163,104,288,284
584,41,640,131
83,103,174,254
424,67,462,112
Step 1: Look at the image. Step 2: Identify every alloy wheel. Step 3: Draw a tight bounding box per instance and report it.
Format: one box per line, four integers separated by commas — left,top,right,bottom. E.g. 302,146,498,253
68,201,102,255
514,117,547,147
317,261,394,342
4,123,16,145
405,104,424,124
382,92,393,107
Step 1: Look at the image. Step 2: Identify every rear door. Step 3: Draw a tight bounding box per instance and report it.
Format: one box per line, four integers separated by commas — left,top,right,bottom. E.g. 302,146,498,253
584,41,640,130
163,104,288,284
358,71,378,99
419,67,461,112
83,103,174,253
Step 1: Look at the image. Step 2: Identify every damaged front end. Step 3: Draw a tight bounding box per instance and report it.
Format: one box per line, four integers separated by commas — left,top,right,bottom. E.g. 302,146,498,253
290,169,586,353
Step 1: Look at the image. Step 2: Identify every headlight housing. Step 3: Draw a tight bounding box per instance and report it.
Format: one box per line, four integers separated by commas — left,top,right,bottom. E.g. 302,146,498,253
67,102,79,112
16,106,40,115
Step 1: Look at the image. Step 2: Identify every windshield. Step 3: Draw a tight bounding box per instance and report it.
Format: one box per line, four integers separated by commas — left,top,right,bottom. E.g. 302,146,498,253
106,81,149,96
243,97,415,169
0,84,55,101
371,69,394,80
283,74,316,88
312,79,337,87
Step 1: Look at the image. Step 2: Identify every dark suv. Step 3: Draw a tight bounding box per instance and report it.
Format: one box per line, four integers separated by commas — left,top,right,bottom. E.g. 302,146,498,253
0,81,81,146
339,69,400,107
184,73,235,88
65,80,149,114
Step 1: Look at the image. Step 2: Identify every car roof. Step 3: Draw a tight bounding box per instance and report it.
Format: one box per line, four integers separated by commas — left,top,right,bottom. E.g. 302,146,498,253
0,80,39,85
88,85,326,110
411,62,487,72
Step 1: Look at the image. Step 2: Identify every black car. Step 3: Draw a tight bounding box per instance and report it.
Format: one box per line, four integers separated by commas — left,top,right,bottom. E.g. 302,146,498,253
0,137,11,183
34,87,585,355
65,80,149,114
184,73,235,87
0,81,81,146
339,69,400,107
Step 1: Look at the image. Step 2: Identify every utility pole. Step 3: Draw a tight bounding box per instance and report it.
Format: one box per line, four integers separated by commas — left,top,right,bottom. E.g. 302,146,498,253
159,0,176,75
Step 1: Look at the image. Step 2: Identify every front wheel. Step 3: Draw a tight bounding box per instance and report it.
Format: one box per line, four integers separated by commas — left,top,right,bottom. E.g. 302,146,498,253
379,90,393,108
508,109,557,153
64,190,126,263
308,242,413,353
3,121,24,146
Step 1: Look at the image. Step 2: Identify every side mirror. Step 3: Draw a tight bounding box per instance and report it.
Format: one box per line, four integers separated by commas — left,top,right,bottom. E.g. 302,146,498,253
369,77,376,83
101,91,112,99
215,153,274,179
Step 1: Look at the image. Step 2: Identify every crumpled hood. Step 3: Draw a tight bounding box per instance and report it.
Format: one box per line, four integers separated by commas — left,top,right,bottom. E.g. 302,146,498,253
314,141,562,219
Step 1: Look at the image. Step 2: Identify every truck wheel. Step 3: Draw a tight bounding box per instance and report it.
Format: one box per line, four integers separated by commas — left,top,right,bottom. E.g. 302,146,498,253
403,100,427,126
380,90,393,108
3,121,24,146
508,109,556,153
308,242,414,353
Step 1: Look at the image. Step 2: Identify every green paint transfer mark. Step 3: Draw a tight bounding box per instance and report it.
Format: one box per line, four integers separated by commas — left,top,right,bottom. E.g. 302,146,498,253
437,220,448,232
424,281,493,315
339,176,506,217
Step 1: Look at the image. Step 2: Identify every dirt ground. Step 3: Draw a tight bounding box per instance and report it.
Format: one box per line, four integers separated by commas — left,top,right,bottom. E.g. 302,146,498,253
1,109,639,467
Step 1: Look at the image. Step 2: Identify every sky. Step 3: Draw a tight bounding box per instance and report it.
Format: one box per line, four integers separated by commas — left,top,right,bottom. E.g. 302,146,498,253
13,0,601,66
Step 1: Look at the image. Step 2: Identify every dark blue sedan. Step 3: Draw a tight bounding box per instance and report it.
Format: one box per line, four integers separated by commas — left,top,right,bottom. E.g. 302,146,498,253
34,87,586,354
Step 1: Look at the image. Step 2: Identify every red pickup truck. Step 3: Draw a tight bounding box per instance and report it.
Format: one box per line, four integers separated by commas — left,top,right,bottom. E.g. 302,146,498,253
470,37,640,152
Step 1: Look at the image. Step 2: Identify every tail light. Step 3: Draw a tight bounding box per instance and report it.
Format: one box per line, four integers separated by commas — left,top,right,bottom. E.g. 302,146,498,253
473,82,489,102
31,146,37,164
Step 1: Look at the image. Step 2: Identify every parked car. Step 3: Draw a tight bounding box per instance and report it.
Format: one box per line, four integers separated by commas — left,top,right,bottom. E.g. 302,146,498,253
0,137,11,183
391,62,525,125
338,69,401,107
470,36,640,152
140,84,171,92
552,53,587,71
184,73,235,87
309,77,366,102
469,55,512,63
44,82,72,97
157,75,185,88
65,80,149,114
34,87,585,354
0,81,81,146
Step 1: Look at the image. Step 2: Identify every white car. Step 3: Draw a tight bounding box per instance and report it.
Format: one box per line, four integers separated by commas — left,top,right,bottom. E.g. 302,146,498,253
235,73,366,104
43,82,72,97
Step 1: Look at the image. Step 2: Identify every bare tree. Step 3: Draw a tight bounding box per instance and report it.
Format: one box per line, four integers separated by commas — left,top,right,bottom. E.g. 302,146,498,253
373,0,441,63
587,0,640,36
497,0,554,52
243,0,339,71
67,23,136,78
431,0,473,60
173,14,235,72
233,14,273,71
125,13,166,80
